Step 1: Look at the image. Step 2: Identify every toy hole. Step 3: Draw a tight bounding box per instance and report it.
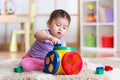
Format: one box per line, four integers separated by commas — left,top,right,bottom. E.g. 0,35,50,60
74,54,79,62
71,65,78,73
66,58,71,66
50,54,54,62
49,64,53,72
46,57,50,64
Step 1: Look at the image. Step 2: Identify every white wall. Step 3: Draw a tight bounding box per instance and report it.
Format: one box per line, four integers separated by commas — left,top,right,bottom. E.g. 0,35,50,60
0,0,78,44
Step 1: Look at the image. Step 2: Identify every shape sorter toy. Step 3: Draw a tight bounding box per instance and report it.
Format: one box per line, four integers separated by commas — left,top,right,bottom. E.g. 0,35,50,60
44,44,83,75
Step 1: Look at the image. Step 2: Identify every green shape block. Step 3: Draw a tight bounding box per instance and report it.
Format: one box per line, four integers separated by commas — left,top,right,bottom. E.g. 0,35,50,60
95,69,104,75
14,66,23,73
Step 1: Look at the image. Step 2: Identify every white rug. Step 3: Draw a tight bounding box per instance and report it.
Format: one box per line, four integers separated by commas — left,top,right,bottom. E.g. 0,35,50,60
0,58,120,80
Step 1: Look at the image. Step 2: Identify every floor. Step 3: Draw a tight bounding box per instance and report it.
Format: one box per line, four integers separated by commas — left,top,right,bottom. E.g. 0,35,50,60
0,51,25,60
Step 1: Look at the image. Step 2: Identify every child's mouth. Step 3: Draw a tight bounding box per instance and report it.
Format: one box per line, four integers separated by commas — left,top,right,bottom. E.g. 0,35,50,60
57,32,61,35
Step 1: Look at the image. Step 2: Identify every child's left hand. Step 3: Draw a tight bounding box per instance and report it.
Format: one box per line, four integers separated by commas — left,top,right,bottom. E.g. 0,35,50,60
50,36,61,45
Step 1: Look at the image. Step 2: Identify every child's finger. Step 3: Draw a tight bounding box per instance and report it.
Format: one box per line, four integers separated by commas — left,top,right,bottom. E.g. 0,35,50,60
51,41,54,45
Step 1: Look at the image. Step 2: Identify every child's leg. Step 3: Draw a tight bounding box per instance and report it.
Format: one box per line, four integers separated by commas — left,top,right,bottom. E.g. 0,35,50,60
19,57,44,72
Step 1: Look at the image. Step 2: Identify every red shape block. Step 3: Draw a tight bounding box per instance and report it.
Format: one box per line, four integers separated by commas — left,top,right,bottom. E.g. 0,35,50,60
102,36,114,48
105,65,113,71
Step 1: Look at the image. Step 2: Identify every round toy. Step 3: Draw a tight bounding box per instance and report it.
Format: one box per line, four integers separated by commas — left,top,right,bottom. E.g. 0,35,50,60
44,46,83,75
44,46,76,74
62,52,83,75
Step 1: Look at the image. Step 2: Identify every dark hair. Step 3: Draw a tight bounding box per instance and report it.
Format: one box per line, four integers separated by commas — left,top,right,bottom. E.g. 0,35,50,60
48,9,71,25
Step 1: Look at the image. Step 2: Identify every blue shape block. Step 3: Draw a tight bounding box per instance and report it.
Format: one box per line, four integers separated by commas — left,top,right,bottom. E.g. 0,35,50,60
54,44,62,47
96,66,104,70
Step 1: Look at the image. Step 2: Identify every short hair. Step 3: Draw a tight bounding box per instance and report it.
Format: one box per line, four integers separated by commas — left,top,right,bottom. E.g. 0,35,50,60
48,9,71,25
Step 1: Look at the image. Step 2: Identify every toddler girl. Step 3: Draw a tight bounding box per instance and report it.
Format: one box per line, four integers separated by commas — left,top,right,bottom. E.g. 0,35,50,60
19,9,71,72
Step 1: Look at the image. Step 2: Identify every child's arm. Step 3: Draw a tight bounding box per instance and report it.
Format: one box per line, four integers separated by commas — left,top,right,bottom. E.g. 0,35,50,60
34,30,61,45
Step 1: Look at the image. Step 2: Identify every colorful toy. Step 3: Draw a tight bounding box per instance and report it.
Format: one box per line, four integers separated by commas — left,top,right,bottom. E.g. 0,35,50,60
44,44,83,75
4,0,16,15
95,65,113,75
14,66,23,73
102,35,114,48
86,4,96,23
85,33,96,47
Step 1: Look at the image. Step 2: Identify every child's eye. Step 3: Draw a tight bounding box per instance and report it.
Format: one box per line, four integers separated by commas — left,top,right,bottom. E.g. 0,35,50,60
63,27,67,29
56,24,60,27
63,26,68,29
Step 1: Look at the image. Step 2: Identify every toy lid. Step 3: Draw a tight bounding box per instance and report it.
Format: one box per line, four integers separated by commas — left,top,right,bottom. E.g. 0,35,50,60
53,46,76,51
44,50,60,74
62,52,83,75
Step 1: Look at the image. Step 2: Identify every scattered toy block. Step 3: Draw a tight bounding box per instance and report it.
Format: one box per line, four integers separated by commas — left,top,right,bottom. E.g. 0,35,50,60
105,65,113,71
14,66,23,73
95,66,104,75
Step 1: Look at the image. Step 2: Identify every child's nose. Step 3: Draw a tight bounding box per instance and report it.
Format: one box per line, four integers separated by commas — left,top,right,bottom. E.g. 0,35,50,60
59,27,62,30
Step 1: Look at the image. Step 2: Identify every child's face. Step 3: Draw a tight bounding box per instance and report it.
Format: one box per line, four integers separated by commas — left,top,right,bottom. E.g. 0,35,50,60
49,17,69,38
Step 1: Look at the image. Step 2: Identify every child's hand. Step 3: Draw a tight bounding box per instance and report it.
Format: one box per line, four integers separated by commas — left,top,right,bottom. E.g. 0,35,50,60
50,36,61,45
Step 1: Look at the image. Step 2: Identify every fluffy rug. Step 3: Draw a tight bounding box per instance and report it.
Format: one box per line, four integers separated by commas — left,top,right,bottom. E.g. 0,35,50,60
0,58,120,80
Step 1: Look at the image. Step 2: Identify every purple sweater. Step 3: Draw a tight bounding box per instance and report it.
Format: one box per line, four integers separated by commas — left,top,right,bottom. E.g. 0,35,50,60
28,29,65,60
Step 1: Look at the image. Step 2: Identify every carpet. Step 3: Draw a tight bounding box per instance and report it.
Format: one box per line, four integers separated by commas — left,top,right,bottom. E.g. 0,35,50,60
0,58,120,80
